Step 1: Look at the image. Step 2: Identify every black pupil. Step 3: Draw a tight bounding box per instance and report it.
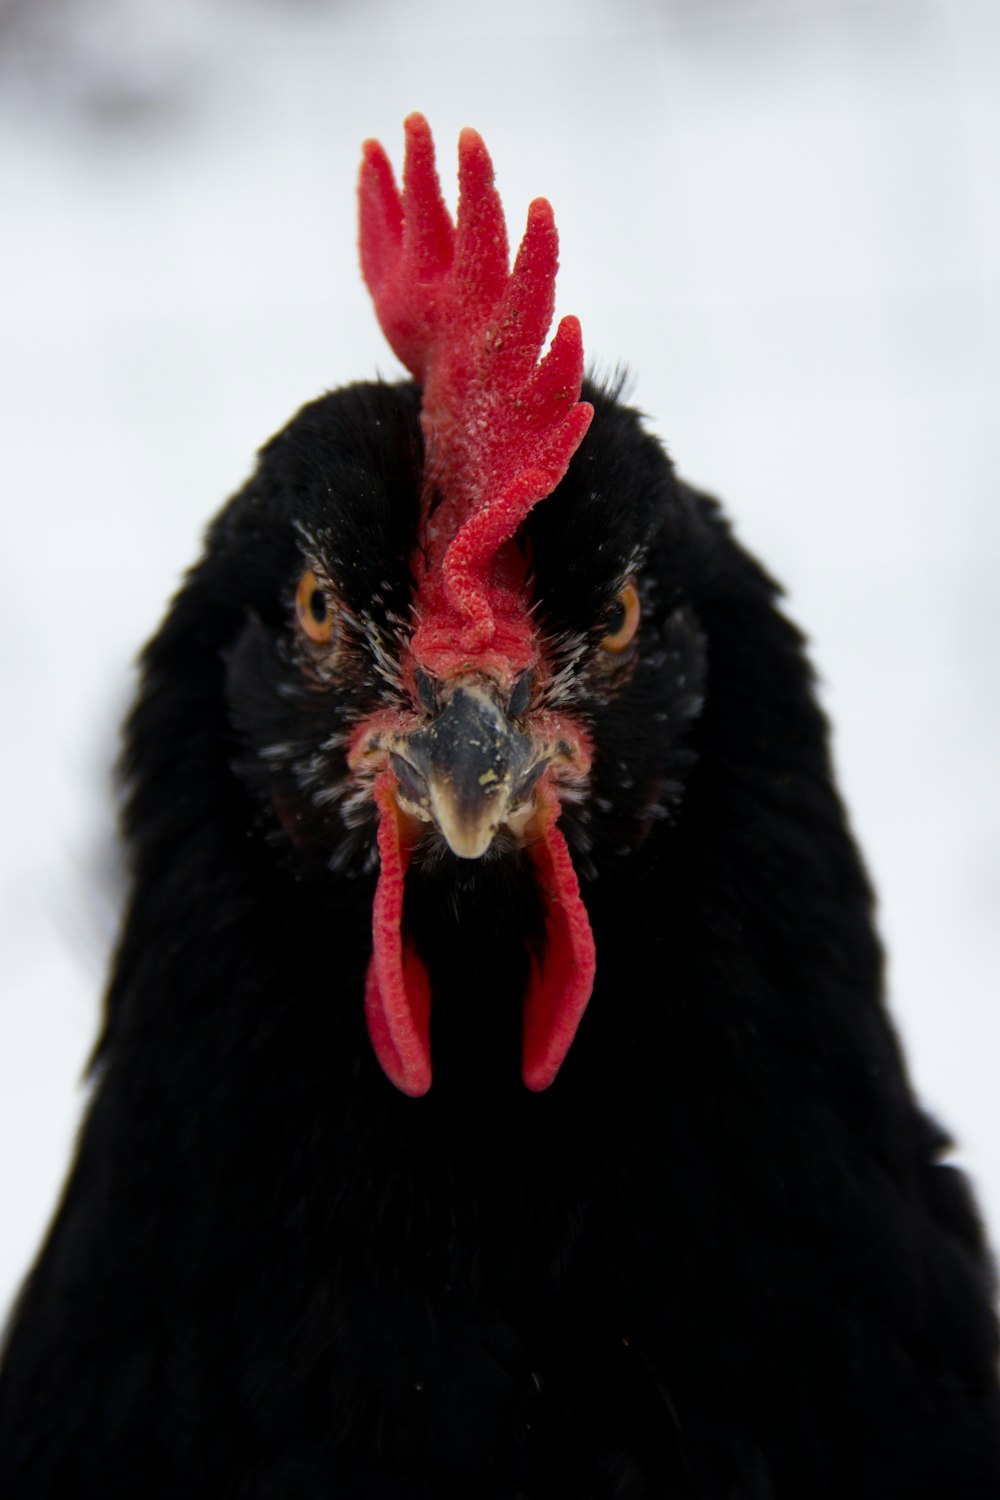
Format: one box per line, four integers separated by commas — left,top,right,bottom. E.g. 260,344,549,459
309,589,327,625
605,597,626,636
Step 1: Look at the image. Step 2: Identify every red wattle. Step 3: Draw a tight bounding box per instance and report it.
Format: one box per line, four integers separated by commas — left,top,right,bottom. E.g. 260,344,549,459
364,771,432,1097
522,783,597,1091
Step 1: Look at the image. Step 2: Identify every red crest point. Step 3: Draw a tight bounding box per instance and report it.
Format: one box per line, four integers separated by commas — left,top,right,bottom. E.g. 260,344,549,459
358,113,593,682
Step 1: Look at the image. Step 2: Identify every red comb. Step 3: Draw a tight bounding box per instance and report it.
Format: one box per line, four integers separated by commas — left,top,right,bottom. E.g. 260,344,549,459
359,113,593,675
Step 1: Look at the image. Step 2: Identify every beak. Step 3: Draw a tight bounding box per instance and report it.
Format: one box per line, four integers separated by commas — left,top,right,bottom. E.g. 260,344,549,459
391,677,541,858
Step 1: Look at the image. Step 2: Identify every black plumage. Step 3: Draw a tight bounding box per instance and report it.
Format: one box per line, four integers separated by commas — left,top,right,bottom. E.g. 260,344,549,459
2,377,999,1497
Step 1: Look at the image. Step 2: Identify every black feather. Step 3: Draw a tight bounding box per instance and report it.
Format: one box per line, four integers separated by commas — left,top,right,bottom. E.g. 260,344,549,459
2,378,999,1498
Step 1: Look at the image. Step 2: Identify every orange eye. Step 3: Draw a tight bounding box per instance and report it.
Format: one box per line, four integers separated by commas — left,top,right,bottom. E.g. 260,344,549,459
295,568,336,645
600,580,641,653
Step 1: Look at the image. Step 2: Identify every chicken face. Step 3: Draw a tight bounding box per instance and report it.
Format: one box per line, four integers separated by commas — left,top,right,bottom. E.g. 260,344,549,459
225,378,707,1098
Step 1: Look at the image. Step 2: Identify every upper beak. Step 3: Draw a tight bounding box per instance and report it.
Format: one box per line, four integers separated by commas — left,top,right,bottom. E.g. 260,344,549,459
391,678,541,858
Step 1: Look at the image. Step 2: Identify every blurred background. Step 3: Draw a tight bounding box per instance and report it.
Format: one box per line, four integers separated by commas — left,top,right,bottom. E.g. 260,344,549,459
1,0,998,1315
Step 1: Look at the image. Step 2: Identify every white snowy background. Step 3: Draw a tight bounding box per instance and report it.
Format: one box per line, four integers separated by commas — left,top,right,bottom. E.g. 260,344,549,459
1,0,998,1319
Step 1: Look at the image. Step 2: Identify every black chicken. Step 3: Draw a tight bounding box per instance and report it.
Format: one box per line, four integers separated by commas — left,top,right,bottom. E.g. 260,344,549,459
2,113,999,1500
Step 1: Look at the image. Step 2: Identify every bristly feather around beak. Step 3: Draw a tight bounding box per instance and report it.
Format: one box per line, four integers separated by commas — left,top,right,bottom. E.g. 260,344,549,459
392,678,538,860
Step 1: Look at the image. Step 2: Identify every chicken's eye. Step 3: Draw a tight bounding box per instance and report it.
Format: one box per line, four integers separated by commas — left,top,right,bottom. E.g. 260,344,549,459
601,580,641,653
295,568,336,645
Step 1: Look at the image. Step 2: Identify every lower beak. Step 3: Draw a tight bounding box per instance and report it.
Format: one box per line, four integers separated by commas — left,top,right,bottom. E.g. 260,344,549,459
391,678,540,858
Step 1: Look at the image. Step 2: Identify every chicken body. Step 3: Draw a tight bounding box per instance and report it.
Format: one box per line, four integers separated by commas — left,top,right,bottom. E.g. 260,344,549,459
1,381,999,1498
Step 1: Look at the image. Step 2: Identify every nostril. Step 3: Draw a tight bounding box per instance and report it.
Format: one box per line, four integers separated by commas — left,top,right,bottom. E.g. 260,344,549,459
508,670,533,719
